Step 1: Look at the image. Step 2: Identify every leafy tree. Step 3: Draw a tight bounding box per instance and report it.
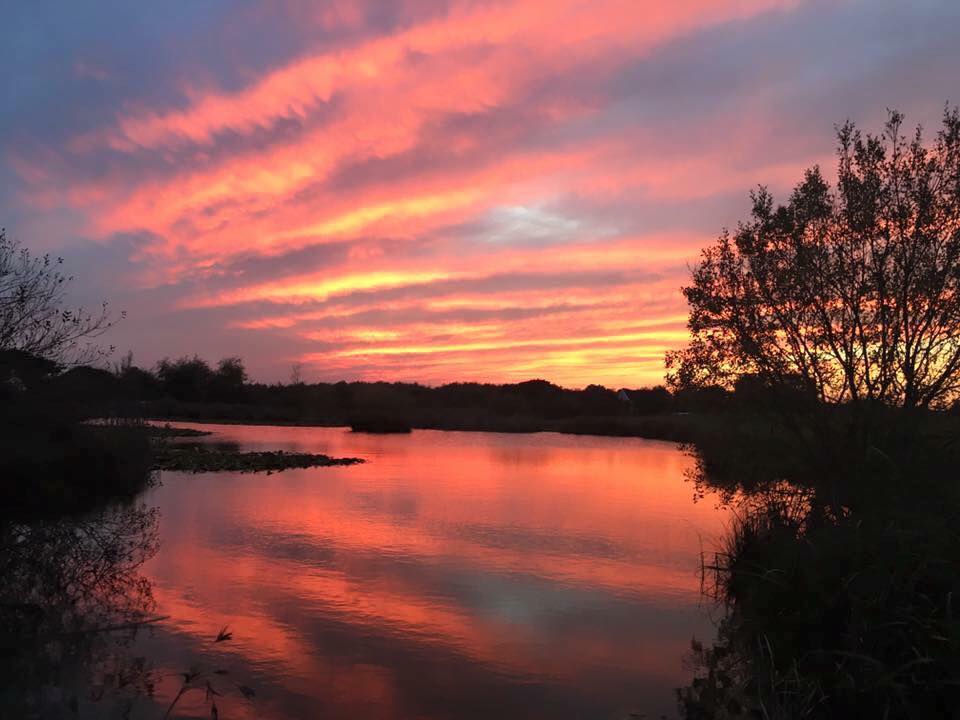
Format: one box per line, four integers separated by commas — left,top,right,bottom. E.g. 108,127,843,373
0,229,119,365
667,107,960,445
153,355,248,402
211,356,247,402
156,356,214,401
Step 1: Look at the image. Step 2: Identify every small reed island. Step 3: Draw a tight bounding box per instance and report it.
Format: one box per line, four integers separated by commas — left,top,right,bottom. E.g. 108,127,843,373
149,424,363,473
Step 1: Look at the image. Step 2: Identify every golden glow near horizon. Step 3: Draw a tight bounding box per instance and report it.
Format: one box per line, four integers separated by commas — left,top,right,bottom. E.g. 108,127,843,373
8,0,951,386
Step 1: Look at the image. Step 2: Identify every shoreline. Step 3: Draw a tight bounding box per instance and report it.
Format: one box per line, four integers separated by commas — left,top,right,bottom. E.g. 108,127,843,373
144,412,709,444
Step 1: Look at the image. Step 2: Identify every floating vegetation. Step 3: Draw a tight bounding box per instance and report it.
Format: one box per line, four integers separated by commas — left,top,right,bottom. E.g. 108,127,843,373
148,423,214,438
153,445,363,473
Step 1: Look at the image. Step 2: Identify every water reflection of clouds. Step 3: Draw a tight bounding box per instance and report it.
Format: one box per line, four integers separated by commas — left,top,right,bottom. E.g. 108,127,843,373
142,425,728,718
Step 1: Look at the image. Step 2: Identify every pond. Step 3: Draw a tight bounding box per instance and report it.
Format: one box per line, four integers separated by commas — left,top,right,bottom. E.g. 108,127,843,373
34,424,730,718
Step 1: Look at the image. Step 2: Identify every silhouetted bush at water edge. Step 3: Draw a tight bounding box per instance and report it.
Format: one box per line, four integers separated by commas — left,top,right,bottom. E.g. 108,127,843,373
679,481,960,719
0,415,155,519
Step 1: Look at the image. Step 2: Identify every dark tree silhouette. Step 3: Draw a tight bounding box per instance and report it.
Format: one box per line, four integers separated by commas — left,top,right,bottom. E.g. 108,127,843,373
211,356,247,401
155,355,214,400
214,356,247,387
0,229,119,365
667,108,960,427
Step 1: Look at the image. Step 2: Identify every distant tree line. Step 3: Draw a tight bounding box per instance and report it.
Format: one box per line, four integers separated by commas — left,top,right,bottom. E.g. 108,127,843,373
0,347,779,427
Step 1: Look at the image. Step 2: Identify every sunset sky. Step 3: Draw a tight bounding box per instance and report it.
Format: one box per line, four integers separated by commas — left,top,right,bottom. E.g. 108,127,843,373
3,1,958,387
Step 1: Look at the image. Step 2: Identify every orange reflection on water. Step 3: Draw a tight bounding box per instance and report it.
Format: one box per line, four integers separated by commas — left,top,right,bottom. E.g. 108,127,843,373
142,425,728,719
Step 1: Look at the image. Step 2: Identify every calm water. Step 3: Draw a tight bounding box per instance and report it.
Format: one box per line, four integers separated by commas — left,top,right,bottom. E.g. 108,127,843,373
137,424,728,719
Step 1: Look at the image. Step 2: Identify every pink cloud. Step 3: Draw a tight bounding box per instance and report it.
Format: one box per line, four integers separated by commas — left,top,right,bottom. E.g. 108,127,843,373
8,0,844,387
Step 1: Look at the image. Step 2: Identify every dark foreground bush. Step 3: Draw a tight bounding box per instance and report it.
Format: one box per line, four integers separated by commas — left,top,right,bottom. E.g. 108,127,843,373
0,418,154,518
679,484,960,719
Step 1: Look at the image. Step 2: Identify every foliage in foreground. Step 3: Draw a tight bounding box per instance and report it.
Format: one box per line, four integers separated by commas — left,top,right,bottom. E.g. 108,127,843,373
678,481,960,719
0,416,155,518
